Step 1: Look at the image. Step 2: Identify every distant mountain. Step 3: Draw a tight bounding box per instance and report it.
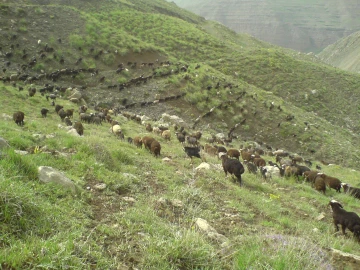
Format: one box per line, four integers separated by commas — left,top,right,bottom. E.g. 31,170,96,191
318,31,360,72
171,0,360,52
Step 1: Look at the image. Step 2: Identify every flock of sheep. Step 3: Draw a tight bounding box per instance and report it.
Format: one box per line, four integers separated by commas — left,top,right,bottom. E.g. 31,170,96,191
3,34,360,244
11,97,360,242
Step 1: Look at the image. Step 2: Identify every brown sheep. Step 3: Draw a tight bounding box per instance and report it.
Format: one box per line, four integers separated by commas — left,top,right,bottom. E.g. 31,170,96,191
55,104,63,114
191,131,202,140
313,176,326,194
290,155,303,164
227,149,240,160
66,109,74,118
161,130,171,141
303,170,319,184
142,136,156,150
240,149,252,162
284,164,310,180
73,121,83,136
251,157,266,167
317,173,341,192
133,136,143,148
145,123,153,132
150,140,161,157
204,144,217,156
13,111,25,126
284,165,298,178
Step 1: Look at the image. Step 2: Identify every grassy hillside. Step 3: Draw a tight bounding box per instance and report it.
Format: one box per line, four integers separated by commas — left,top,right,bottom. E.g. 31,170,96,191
1,0,360,268
318,31,360,73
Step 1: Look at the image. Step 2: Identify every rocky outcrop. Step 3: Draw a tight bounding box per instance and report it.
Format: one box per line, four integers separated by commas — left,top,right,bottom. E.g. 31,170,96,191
38,166,78,193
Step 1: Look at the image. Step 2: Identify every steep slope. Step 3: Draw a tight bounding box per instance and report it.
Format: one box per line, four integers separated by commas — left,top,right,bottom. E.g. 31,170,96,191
172,0,360,52
318,31,360,72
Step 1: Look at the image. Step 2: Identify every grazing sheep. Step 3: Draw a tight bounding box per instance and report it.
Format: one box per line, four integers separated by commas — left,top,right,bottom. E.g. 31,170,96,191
152,127,162,135
13,111,25,126
215,145,227,155
127,137,133,144
176,132,185,144
112,125,123,138
303,170,319,184
273,149,289,157
317,173,341,192
183,146,202,163
191,131,202,140
55,104,63,114
64,117,72,126
79,105,87,113
290,154,303,164
244,160,258,175
304,159,312,167
313,176,326,194
329,200,360,239
150,140,161,157
91,115,102,125
284,164,310,180
204,144,217,156
220,153,245,186
277,156,292,166
80,113,92,123
342,183,360,199
186,136,198,146
66,109,74,118
227,149,240,160
73,121,84,136
142,136,156,150
58,109,67,121
145,123,153,132
251,156,266,167
161,130,171,141
240,149,252,161
133,136,143,148
260,165,280,179
28,87,36,97
41,108,49,118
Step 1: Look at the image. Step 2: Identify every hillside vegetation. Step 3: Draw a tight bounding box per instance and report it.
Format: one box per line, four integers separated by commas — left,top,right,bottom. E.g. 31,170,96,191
172,0,360,52
318,31,360,73
1,0,360,269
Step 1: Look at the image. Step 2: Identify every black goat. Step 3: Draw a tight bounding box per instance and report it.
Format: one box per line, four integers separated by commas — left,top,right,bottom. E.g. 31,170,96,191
329,200,360,240
183,146,202,163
